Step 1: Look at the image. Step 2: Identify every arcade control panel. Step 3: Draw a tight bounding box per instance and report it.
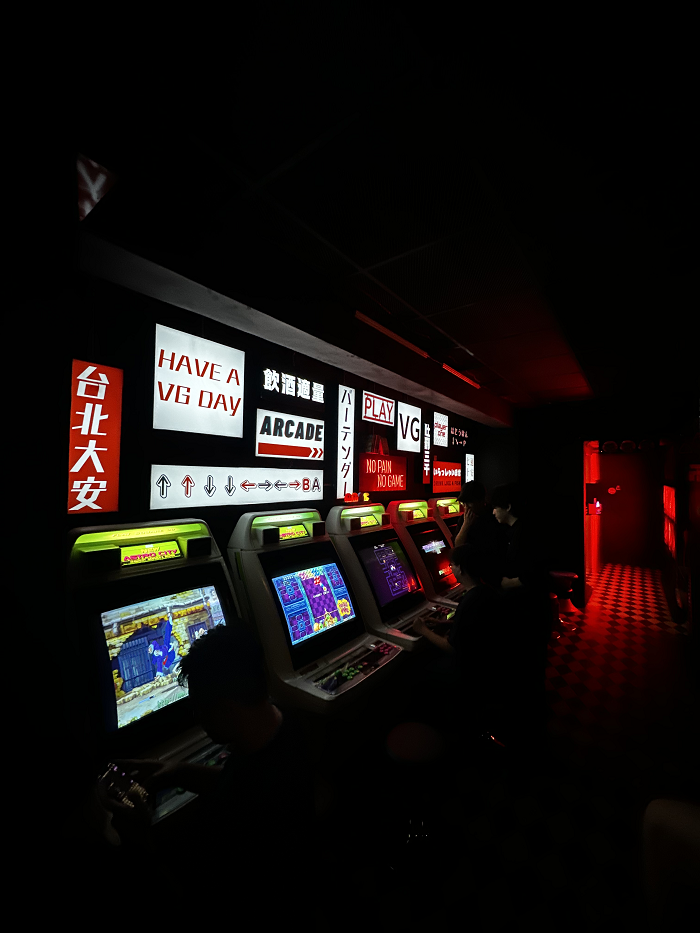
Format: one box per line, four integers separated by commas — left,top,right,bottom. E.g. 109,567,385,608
396,604,454,639
305,641,400,695
153,744,230,822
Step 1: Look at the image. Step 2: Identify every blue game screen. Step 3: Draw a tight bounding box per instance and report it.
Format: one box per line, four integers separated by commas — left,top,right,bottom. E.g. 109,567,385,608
271,563,357,645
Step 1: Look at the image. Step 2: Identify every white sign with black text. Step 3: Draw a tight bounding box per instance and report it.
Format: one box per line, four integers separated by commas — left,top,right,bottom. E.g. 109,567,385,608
154,325,245,437
362,391,395,425
337,386,355,498
396,401,421,452
255,409,324,459
150,465,323,509
465,453,475,483
433,411,449,447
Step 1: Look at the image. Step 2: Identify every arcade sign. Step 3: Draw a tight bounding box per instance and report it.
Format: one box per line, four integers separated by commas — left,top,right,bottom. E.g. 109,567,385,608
433,460,462,494
362,391,395,426
150,465,323,509
359,454,407,493
256,409,324,460
154,324,245,437
433,412,449,447
397,401,421,452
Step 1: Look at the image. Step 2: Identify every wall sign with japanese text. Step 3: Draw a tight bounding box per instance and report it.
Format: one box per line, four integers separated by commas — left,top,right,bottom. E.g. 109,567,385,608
433,412,449,447
397,401,421,452
465,453,475,483
262,368,324,403
150,466,323,509
68,360,123,513
362,391,395,425
450,426,469,447
433,461,462,494
255,409,324,460
359,454,407,493
423,423,431,483
154,324,245,437
337,386,355,499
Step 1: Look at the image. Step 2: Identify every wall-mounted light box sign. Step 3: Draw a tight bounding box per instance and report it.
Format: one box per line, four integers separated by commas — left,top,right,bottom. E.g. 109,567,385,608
397,401,421,452
362,391,395,426
337,386,355,499
359,454,407,492
263,368,324,403
151,465,323,509
465,453,475,483
154,325,245,437
433,412,449,447
256,409,324,460
68,360,123,514
423,423,431,483
433,460,461,494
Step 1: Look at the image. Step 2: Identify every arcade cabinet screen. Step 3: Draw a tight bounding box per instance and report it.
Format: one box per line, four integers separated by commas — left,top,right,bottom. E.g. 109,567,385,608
278,524,309,542
357,538,419,607
360,515,379,528
407,525,455,592
101,585,226,729
271,563,356,645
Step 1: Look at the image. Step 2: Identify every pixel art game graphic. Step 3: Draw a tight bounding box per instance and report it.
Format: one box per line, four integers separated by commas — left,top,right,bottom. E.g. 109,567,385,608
358,540,419,607
102,586,225,728
272,563,356,645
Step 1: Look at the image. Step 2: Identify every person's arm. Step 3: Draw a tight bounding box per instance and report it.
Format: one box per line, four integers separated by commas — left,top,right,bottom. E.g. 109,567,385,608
411,616,455,652
453,508,474,548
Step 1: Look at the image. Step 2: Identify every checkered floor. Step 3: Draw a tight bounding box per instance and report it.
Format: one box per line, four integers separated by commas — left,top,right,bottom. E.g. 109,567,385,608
324,564,698,930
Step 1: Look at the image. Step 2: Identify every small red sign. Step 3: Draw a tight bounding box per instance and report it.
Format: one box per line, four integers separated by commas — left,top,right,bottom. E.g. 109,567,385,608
432,460,461,494
67,360,123,513
359,454,406,492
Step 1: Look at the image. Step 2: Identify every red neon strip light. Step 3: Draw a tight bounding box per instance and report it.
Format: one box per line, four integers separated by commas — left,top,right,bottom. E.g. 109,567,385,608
354,311,429,358
442,363,480,389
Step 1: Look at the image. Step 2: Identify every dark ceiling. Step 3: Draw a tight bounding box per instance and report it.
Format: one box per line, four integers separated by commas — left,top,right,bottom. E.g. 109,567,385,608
75,8,696,421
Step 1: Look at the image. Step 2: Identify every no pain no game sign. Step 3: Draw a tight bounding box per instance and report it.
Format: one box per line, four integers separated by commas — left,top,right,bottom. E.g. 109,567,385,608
154,325,245,437
150,466,323,509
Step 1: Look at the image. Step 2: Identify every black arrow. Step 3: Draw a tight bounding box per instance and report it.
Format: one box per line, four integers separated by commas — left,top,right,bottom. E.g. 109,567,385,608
156,474,171,498
274,480,288,491
225,476,236,496
258,480,272,491
204,475,216,497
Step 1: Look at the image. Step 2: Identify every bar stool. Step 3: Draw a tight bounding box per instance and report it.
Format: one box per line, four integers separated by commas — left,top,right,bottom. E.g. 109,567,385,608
549,571,579,636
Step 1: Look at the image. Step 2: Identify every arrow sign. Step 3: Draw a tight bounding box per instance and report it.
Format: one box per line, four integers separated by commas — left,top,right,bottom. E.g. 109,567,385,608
258,480,272,492
241,480,256,492
204,475,216,497
312,447,324,458
156,474,171,498
274,480,288,491
225,476,236,496
288,480,301,490
182,475,195,497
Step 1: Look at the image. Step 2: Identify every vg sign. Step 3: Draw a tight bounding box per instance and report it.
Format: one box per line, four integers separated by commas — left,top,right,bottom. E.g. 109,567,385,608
396,402,421,452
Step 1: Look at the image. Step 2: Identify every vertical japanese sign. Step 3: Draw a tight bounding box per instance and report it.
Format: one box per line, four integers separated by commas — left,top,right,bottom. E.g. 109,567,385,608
337,386,355,499
423,423,431,483
433,412,449,447
68,360,123,513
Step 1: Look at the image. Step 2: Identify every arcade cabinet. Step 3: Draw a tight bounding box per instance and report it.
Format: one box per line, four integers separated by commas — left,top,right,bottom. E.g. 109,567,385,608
428,497,465,547
227,508,402,713
387,500,464,608
67,518,240,820
326,502,454,650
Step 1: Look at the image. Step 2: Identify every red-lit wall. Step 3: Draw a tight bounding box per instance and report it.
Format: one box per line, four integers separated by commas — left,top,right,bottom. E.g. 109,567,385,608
599,449,664,566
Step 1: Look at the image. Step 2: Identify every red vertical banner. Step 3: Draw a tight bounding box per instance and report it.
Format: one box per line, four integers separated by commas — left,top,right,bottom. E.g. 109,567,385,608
67,360,123,513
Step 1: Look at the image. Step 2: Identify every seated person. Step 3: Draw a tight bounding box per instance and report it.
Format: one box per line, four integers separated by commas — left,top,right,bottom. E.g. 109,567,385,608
118,623,313,907
453,480,508,587
412,544,509,737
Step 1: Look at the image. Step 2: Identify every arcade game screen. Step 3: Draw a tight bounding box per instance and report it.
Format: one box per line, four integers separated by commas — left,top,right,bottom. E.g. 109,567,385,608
102,585,226,729
271,563,356,645
407,525,456,592
356,538,419,607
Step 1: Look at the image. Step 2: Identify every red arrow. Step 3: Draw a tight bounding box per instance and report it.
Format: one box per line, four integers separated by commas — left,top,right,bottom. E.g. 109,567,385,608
241,480,256,491
182,475,195,497
288,480,301,490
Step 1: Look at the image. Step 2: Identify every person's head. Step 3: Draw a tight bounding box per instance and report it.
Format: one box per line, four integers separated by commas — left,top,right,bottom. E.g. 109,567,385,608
458,480,486,509
490,483,520,525
177,624,269,746
448,544,484,588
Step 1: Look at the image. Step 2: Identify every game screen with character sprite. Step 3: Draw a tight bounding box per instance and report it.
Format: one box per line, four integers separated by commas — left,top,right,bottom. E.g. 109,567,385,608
102,585,226,729
271,563,356,645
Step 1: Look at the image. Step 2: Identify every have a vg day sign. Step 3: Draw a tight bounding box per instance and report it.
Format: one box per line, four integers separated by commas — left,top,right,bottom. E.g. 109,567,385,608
154,325,245,437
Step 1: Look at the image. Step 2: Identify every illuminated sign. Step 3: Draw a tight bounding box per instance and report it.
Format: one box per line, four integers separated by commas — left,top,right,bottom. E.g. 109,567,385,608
397,401,421,452
465,453,475,483
278,524,309,541
360,515,379,527
154,324,244,437
359,454,407,492
68,360,123,514
120,541,182,566
450,426,469,447
433,412,448,447
150,466,323,509
433,461,462,494
337,386,355,499
262,368,324,403
362,391,395,426
423,423,431,483
256,409,324,460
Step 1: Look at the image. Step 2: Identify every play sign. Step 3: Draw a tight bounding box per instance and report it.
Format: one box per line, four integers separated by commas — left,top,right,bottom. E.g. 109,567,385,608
256,409,324,460
362,391,395,425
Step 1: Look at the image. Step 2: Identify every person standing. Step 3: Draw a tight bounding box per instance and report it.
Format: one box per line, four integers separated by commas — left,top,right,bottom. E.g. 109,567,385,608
453,480,507,588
